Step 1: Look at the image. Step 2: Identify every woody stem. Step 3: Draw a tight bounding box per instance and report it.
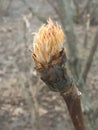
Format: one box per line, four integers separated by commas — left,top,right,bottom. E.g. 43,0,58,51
61,86,85,130
36,50,85,130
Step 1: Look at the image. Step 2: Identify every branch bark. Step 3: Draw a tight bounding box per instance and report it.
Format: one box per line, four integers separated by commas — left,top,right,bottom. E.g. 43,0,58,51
61,86,85,130
35,50,85,130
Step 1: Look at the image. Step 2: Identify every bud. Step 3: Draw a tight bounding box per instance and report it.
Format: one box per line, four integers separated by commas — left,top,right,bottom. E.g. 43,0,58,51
32,18,65,68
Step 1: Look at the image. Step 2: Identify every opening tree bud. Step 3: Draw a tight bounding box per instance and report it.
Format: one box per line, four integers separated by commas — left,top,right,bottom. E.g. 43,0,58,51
32,18,65,68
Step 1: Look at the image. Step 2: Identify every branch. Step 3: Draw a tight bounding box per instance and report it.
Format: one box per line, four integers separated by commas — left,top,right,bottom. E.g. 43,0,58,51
22,0,46,23
35,50,85,130
73,0,80,16
5,0,13,14
53,0,82,81
32,19,85,130
79,0,92,17
28,7,46,23
83,14,90,48
48,0,79,77
82,29,98,82
19,74,40,130
46,0,60,16
22,17,40,130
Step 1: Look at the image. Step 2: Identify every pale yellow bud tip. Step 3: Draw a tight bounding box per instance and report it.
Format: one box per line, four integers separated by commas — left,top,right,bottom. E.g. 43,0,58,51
32,18,65,68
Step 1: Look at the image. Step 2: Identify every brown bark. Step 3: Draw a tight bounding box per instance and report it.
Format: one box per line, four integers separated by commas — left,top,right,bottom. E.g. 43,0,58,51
35,49,85,130
61,86,85,130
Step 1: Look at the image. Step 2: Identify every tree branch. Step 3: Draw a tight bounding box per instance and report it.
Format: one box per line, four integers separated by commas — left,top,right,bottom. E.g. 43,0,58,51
22,0,46,23
73,0,80,16
35,50,85,130
47,0,81,81
79,0,92,18
82,29,98,82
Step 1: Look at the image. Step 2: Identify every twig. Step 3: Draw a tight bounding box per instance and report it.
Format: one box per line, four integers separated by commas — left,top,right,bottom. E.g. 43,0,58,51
61,86,84,130
73,0,80,16
22,16,40,130
22,15,33,53
79,0,92,18
47,0,81,81
19,75,39,130
46,0,60,17
32,19,85,130
35,50,85,130
56,0,82,82
23,15,30,50
22,0,46,23
5,0,13,14
82,29,98,82
83,14,90,48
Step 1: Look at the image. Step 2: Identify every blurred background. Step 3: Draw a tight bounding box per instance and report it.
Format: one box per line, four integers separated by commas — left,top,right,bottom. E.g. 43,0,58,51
0,0,98,130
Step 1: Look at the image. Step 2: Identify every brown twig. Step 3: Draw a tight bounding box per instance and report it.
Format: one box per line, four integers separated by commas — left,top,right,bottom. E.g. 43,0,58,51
61,86,85,130
32,19,85,130
35,50,85,130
